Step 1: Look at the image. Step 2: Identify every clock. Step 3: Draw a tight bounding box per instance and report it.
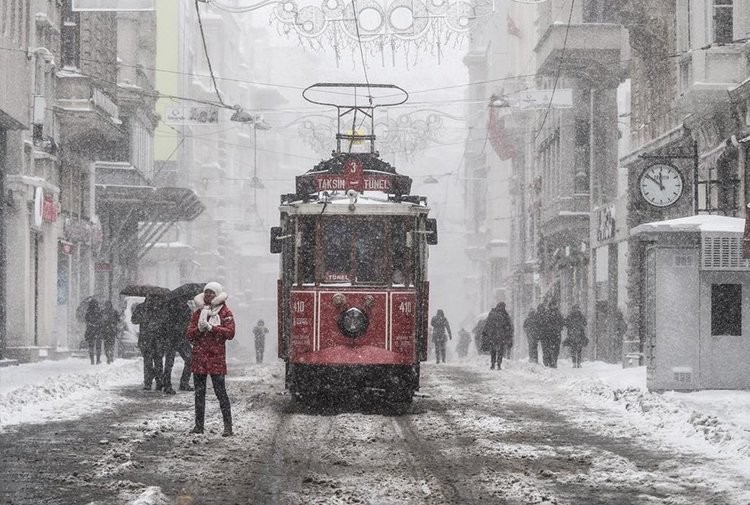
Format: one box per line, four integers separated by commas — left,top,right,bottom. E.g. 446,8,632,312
639,163,684,208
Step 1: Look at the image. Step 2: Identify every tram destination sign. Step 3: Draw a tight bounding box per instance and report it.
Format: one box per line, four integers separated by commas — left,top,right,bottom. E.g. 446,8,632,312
296,156,412,196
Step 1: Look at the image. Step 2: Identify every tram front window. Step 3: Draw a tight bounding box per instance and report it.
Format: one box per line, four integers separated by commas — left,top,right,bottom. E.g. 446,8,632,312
355,219,386,284
297,217,316,284
322,218,353,282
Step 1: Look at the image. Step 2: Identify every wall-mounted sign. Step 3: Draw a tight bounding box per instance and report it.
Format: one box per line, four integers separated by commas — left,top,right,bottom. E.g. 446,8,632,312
516,89,573,110
164,106,219,126
42,194,58,223
33,187,44,228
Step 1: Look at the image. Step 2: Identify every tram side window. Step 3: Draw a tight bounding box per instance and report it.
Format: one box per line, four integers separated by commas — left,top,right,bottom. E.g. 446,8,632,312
355,219,386,284
323,217,353,282
297,217,316,284
391,218,412,286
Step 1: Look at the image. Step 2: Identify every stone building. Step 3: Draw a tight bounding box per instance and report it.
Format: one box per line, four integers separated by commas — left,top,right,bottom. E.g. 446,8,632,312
621,0,750,364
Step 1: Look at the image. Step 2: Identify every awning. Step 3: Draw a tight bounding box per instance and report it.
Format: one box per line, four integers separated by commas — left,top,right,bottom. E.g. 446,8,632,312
96,185,204,222
94,161,204,222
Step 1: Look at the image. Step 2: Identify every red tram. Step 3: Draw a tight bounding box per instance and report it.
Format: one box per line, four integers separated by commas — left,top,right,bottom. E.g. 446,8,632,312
269,84,438,405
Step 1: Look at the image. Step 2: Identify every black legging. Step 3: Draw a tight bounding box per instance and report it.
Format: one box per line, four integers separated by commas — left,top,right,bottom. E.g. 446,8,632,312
193,374,232,428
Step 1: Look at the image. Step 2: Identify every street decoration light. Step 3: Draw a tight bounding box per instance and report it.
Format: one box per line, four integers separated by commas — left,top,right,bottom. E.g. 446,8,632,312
285,110,464,159
210,0,494,65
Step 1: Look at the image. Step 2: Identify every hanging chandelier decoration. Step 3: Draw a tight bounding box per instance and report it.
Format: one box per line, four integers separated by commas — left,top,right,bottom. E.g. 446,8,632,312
285,110,464,159
272,0,494,65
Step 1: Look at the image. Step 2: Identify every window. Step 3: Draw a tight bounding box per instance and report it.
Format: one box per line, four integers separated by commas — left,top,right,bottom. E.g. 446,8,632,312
297,217,316,285
713,0,733,44
711,283,741,336
322,217,353,282
61,0,80,68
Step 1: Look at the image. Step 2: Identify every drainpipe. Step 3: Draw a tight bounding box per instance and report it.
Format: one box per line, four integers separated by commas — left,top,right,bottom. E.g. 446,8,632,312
0,129,6,359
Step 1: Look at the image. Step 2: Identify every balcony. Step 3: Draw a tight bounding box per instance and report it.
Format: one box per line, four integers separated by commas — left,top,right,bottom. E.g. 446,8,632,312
55,70,124,142
677,43,750,113
535,23,627,84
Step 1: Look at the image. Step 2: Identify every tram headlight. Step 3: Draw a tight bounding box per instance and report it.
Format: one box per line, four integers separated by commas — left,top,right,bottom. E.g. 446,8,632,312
338,307,369,338
332,293,347,310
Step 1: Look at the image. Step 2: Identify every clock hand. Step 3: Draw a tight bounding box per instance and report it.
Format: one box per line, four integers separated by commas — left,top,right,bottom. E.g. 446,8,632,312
657,172,665,191
644,174,661,188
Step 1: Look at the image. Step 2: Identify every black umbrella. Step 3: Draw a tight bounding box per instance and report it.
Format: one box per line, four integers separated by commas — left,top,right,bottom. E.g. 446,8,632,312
166,282,206,302
119,284,171,297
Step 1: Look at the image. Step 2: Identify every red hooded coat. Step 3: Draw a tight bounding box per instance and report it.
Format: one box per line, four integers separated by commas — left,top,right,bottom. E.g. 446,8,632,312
187,293,235,375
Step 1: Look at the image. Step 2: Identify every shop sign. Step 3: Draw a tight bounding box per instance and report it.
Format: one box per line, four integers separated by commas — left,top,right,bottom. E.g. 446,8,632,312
596,204,616,243
59,241,75,255
164,106,219,125
42,194,58,222
33,187,44,228
95,262,112,272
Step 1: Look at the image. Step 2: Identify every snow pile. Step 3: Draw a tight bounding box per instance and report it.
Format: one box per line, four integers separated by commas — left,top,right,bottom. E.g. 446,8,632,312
515,359,750,462
0,358,143,429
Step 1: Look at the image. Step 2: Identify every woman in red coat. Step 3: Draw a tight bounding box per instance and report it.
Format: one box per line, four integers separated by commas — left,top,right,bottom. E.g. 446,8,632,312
186,282,235,436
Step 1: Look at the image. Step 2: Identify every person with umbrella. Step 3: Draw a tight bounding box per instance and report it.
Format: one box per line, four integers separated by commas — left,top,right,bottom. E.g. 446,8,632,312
160,283,204,393
131,293,168,390
187,282,236,436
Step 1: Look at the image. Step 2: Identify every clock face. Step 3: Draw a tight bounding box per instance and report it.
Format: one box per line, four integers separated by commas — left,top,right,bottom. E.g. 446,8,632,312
639,164,684,208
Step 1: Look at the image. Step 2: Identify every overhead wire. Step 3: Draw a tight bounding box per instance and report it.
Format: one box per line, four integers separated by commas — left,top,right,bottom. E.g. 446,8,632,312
194,0,227,106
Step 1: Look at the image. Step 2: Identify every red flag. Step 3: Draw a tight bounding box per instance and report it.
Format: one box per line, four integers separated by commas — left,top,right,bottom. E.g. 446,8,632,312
507,15,522,39
487,106,516,160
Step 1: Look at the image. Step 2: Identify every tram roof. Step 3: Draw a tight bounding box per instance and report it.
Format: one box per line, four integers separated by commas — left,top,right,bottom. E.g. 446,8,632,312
280,192,430,216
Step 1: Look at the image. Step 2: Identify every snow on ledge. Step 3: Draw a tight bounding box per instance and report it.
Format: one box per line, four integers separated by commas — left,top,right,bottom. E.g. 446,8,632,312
631,215,745,235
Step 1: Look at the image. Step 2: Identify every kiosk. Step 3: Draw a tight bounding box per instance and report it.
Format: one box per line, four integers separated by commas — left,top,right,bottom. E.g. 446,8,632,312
632,215,750,391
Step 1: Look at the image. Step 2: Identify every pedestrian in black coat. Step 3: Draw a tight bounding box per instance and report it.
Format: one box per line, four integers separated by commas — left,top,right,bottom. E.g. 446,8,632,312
100,301,121,364
481,302,514,370
160,300,193,394
539,302,564,368
132,294,167,390
253,320,269,364
523,309,541,364
84,299,103,365
456,328,471,358
563,305,588,368
430,309,452,363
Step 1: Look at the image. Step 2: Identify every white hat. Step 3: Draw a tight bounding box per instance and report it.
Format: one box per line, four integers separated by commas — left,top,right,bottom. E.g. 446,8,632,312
203,281,223,294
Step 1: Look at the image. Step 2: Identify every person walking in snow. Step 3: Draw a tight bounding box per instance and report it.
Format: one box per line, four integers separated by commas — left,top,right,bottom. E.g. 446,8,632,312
160,300,193,394
253,319,269,364
523,308,541,364
132,294,167,390
84,299,103,365
430,309,452,364
187,282,236,437
456,327,471,358
563,305,588,368
100,300,121,364
481,302,514,370
539,301,564,368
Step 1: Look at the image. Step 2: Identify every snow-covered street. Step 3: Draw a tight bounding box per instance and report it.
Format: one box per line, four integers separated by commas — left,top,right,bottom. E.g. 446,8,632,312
2,357,749,504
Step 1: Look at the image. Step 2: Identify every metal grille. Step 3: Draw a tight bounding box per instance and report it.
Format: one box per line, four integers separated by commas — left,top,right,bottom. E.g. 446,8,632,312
674,371,692,383
701,235,750,270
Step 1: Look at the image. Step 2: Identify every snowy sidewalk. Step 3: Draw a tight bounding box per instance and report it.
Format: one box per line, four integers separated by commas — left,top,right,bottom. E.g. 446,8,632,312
0,357,143,429
505,358,750,473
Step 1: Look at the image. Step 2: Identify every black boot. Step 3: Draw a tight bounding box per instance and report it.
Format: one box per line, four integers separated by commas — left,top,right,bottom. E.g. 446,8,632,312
190,425,204,434
164,387,176,395
222,423,233,437
179,384,194,391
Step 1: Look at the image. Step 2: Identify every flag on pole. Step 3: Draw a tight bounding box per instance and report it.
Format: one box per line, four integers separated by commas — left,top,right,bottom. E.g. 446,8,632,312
487,106,516,161
507,15,522,39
